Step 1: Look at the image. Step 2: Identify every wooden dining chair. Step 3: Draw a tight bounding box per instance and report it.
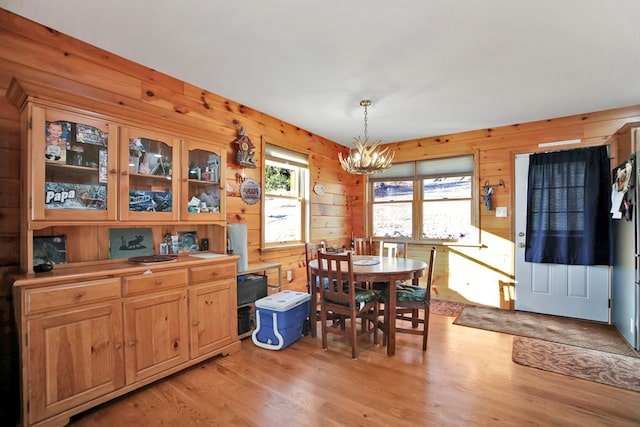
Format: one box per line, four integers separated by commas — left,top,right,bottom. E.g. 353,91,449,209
390,247,437,351
353,236,372,255
315,251,381,359
372,240,409,292
305,241,327,337
381,241,408,259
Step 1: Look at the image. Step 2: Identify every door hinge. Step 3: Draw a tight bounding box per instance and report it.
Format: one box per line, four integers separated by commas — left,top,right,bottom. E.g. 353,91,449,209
25,333,28,346
609,298,611,309
28,115,32,129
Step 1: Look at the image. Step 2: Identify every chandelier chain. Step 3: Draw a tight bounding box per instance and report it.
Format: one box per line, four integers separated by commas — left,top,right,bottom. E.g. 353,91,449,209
363,103,368,140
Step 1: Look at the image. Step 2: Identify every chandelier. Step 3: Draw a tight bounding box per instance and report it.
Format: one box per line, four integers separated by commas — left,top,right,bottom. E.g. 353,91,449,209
338,100,395,175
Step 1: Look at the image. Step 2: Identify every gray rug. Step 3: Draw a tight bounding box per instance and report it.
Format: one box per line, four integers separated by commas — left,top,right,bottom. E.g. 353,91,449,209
454,305,638,358
512,336,640,392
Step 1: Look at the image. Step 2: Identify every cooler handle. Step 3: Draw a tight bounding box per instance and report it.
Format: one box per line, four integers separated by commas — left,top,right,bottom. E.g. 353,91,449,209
251,310,285,350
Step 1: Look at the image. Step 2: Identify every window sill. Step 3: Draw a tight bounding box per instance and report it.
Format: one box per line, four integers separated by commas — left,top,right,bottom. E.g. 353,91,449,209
260,243,305,253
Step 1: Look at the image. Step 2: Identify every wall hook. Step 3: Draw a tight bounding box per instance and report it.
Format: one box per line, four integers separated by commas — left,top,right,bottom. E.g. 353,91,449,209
484,179,505,189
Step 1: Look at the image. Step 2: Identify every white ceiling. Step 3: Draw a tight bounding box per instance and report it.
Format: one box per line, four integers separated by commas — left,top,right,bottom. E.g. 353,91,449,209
2,0,640,146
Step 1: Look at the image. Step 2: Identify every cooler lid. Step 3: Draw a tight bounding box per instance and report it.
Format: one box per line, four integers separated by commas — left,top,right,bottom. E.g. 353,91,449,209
255,290,311,311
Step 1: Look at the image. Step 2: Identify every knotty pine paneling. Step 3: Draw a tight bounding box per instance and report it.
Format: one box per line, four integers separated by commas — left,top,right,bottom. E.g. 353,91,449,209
2,8,640,309
0,149,18,179
0,11,353,297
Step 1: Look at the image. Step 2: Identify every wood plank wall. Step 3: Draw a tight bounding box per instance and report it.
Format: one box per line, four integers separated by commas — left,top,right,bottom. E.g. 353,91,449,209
0,10,357,289
1,8,639,305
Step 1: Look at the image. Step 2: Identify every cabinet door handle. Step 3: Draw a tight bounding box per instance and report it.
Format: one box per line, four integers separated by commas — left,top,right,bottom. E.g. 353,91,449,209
114,343,122,349
192,321,199,327
74,292,85,299
155,280,163,285
122,170,128,176
128,340,136,347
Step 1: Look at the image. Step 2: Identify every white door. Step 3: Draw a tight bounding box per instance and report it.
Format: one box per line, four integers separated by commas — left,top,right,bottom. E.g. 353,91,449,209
514,153,610,322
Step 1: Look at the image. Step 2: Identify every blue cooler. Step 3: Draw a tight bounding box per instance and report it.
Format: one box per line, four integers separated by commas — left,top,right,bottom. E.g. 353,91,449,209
252,290,311,350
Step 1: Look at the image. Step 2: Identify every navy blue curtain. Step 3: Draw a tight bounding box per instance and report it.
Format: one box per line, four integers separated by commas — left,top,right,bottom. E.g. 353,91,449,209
525,146,612,265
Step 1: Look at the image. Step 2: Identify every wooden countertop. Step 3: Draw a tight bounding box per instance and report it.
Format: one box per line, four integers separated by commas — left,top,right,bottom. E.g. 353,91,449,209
12,253,240,286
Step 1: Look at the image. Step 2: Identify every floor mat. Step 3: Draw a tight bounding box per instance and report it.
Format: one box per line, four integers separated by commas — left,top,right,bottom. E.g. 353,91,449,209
512,336,640,392
430,299,464,317
454,304,638,357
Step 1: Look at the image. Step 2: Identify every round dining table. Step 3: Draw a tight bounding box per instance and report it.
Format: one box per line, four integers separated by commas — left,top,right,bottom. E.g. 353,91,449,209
308,254,428,356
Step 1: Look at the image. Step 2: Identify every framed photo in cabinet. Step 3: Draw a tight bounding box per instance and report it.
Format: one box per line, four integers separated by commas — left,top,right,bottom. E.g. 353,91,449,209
44,120,70,164
109,228,154,259
129,190,172,212
178,231,199,253
33,235,67,266
45,182,107,210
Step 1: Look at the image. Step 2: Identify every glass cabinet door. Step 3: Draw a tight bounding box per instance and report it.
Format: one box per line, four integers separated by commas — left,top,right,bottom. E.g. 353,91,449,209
31,105,117,221
181,140,225,222
120,127,179,221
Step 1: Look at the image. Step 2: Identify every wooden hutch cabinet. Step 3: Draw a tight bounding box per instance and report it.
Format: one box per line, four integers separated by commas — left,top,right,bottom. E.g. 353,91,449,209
7,78,230,273
8,78,241,427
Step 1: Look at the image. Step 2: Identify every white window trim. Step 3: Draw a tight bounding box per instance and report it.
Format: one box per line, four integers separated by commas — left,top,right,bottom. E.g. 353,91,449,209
262,142,309,249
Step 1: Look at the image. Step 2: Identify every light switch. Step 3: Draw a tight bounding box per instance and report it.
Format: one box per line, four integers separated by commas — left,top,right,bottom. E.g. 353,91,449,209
496,206,507,217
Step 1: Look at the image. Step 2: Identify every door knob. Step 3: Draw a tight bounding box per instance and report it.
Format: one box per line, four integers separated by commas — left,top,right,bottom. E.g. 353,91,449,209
518,243,525,248
518,232,525,237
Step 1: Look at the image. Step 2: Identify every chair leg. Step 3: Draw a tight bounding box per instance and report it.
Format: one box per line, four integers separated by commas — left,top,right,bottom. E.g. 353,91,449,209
351,311,358,359
423,307,430,351
382,304,390,346
321,307,328,351
373,303,379,345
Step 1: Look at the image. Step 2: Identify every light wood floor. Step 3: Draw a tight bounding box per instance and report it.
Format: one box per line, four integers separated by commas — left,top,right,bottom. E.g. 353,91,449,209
69,313,640,427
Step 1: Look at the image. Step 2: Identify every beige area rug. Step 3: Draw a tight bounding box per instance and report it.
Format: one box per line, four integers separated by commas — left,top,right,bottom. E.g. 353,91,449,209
429,299,464,317
453,305,638,357
512,336,640,392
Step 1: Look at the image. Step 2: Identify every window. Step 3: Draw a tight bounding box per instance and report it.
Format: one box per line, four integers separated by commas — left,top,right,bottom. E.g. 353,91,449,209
263,144,309,246
369,155,475,242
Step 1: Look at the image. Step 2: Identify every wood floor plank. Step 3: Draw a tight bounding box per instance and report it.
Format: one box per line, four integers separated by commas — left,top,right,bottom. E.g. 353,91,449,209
69,314,640,426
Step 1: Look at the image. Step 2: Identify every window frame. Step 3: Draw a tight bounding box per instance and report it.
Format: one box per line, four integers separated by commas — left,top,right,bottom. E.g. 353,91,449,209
262,143,309,248
368,154,478,243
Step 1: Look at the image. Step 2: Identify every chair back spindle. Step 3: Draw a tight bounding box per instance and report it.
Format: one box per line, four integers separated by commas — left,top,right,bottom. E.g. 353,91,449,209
353,236,372,255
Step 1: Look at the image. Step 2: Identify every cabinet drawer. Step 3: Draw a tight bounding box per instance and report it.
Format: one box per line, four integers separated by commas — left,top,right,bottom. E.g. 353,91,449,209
123,269,187,296
24,278,121,315
190,262,236,284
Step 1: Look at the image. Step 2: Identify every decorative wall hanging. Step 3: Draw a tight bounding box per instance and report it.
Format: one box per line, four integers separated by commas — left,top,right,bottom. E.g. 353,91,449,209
482,179,504,211
482,183,494,211
232,119,256,168
240,177,261,205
